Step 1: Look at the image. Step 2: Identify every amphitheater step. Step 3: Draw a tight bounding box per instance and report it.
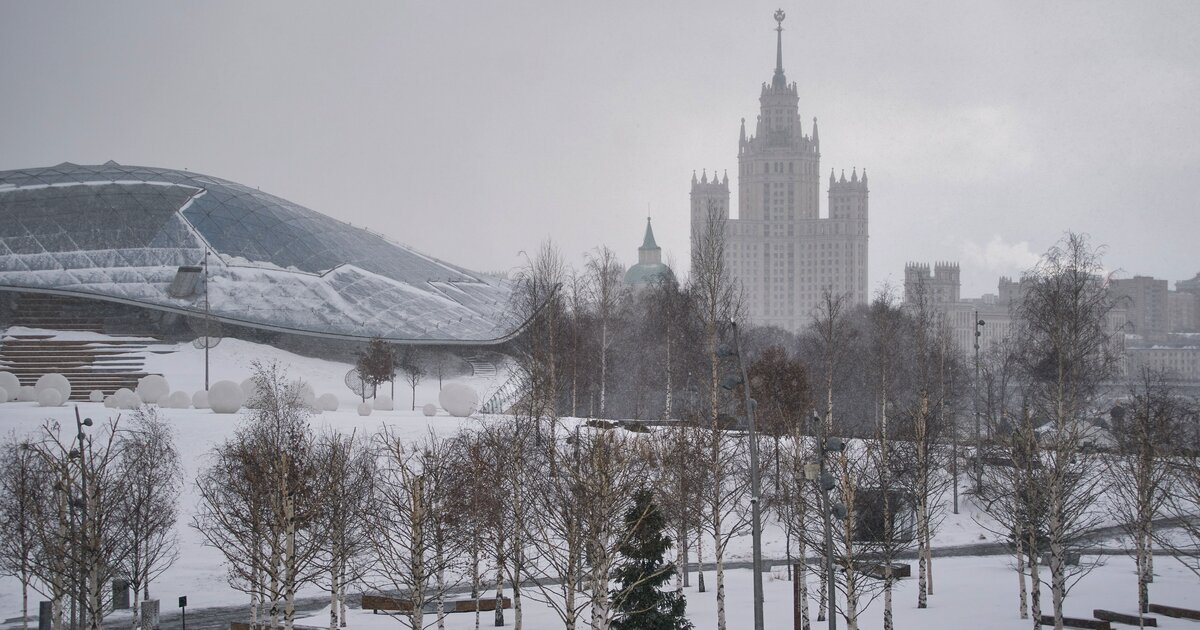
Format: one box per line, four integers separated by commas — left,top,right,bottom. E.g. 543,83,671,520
0,328,176,400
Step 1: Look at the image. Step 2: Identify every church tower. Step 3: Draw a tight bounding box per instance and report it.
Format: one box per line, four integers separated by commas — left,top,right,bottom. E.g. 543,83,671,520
688,10,870,330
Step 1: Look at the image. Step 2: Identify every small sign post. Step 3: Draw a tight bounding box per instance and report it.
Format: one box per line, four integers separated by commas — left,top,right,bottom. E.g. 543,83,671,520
178,596,188,630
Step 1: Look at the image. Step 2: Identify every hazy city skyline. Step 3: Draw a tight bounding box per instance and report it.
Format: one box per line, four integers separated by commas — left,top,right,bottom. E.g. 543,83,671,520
2,1,1196,298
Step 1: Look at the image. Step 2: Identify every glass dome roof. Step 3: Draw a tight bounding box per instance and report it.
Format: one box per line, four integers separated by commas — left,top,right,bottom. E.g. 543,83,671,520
0,162,519,343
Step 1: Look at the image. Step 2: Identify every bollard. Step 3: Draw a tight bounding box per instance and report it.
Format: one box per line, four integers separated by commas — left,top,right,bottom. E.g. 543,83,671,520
141,599,161,630
113,579,130,610
38,601,52,630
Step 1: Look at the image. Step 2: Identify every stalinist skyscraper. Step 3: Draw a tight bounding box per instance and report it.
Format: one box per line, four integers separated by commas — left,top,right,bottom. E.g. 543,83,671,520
690,10,869,331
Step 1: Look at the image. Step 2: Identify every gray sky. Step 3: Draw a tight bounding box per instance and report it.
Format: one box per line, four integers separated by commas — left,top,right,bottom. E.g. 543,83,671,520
2,1,1197,297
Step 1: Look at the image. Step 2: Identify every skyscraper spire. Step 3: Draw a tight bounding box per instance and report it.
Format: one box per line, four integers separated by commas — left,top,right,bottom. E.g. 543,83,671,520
772,9,787,89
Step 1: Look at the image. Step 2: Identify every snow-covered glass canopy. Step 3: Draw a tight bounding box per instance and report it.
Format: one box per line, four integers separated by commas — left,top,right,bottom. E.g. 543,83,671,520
0,162,520,343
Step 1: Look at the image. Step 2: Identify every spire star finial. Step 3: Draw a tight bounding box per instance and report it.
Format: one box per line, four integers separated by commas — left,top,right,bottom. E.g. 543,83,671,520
772,10,787,88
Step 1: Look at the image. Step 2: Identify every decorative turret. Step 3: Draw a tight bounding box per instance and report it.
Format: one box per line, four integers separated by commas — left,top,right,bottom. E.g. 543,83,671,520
690,166,731,250
904,261,960,304
829,166,869,222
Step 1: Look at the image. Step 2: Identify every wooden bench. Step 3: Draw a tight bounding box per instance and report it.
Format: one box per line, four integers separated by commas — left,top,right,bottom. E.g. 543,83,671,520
1093,610,1157,627
1037,615,1110,630
361,594,511,615
1147,603,1200,621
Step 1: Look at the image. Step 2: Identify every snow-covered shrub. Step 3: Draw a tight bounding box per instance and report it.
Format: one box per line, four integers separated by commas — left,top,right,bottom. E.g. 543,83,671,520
88,390,104,403
0,372,19,401
422,403,437,417
103,395,117,409
209,381,245,414
317,393,339,412
438,382,479,418
297,381,317,408
136,375,170,404
373,395,394,411
35,373,72,403
192,390,210,410
357,402,372,416
240,378,260,407
38,388,64,407
17,386,36,402
164,391,191,409
0,386,7,404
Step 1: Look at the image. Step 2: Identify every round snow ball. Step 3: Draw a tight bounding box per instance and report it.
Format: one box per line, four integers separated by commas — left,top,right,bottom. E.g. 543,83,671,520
357,402,373,417
209,380,245,414
317,393,339,412
422,403,437,417
35,373,72,402
88,390,104,403
240,378,260,406
38,388,64,407
18,386,37,402
192,390,210,410
373,395,394,411
114,388,141,410
438,383,479,418
166,391,191,409
136,375,170,404
0,372,19,401
0,386,8,404
103,395,117,409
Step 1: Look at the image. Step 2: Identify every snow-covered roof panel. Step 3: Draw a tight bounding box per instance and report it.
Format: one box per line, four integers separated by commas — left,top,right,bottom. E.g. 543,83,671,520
0,163,518,343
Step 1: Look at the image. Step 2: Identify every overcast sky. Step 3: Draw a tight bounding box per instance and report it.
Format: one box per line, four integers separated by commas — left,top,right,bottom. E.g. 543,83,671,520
1,1,1197,297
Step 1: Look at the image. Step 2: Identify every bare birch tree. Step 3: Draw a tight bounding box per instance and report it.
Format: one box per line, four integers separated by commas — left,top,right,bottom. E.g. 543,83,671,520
1107,368,1184,615
687,198,745,630
0,434,51,630
118,408,183,630
1015,233,1120,630
585,245,627,417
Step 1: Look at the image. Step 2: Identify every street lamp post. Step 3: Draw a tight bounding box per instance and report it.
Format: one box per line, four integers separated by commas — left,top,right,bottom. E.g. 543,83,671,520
203,249,210,391
72,405,91,628
720,321,764,630
973,313,985,493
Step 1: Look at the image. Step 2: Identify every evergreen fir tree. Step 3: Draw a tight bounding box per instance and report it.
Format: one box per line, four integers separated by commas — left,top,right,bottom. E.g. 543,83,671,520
611,488,693,630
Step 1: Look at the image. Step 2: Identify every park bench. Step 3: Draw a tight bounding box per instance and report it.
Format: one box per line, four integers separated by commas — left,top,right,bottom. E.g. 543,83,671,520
1093,609,1157,627
1037,615,1110,630
361,594,511,615
1147,603,1200,621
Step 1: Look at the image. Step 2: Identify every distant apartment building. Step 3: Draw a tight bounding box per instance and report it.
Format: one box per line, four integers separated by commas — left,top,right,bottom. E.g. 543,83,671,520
1109,275,1169,337
905,262,1125,362
903,262,1014,358
1171,272,1200,333
1168,290,1198,332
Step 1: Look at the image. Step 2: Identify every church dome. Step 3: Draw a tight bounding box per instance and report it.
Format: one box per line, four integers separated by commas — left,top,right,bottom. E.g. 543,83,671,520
623,218,674,287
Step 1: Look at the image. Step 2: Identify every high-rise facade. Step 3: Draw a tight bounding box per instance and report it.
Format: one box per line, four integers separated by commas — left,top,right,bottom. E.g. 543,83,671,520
690,10,868,331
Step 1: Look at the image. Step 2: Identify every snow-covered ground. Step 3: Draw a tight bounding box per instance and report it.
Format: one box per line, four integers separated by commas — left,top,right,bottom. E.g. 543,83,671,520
1,331,1197,627
0,334,509,619
292,556,1200,630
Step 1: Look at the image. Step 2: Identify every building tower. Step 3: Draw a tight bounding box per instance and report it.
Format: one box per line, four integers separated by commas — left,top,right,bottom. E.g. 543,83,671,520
689,10,869,330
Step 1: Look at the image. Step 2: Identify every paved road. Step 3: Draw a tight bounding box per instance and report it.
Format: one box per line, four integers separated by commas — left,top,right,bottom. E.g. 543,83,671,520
6,516,1192,630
